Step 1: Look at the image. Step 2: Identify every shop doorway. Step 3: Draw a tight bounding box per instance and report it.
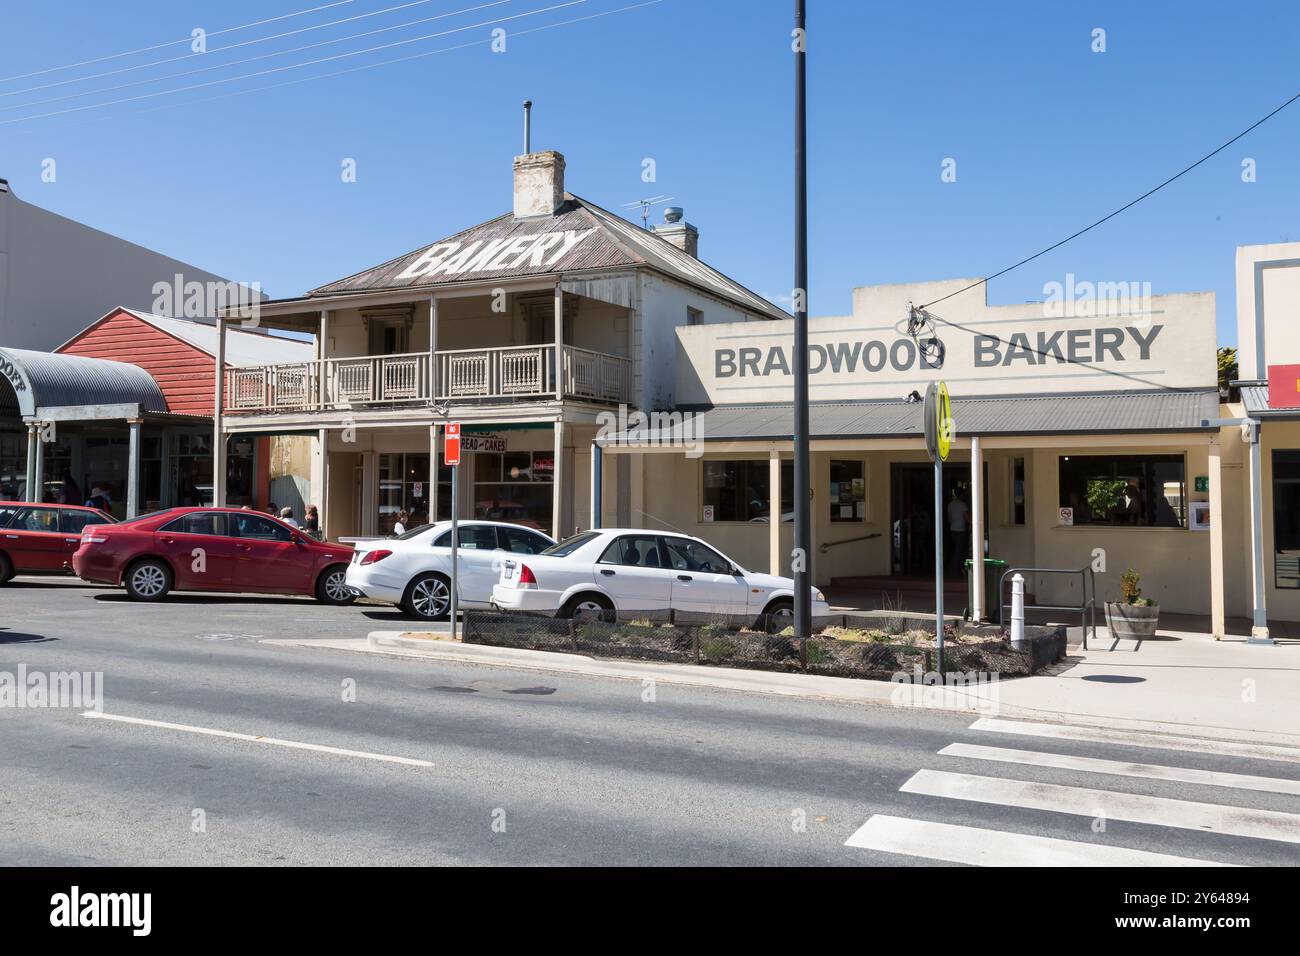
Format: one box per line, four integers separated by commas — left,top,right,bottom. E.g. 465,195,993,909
890,462,988,578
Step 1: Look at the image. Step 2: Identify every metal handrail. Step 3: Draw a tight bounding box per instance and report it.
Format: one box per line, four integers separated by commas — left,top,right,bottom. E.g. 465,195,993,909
818,532,881,554
997,565,1098,651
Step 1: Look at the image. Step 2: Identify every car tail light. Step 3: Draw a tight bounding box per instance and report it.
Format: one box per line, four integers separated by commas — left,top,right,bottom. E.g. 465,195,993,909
518,563,537,585
359,549,392,566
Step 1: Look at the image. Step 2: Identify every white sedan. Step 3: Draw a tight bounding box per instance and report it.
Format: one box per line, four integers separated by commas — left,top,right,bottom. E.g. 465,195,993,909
345,520,555,620
490,528,829,626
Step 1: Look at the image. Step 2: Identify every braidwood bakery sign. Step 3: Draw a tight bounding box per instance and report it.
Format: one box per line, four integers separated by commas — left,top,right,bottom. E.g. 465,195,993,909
679,307,1214,404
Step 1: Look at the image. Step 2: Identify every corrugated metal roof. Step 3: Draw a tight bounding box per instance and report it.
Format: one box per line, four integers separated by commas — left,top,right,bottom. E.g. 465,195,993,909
1238,384,1300,418
599,389,1222,444
122,310,313,367
0,346,167,417
307,194,787,320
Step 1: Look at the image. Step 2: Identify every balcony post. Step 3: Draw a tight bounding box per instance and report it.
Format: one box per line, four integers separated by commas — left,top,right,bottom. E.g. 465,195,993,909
212,317,227,506
552,418,564,539
554,284,564,401
317,309,329,408
429,294,439,401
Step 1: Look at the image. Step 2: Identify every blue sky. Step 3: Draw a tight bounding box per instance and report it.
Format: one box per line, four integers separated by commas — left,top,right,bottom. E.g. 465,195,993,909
1,0,1297,345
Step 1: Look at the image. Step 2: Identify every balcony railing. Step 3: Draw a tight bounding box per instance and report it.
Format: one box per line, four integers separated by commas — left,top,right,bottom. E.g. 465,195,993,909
225,346,632,414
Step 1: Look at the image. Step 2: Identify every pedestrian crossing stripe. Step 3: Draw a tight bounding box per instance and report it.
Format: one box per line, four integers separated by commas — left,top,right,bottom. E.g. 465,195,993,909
939,742,1300,796
901,769,1300,844
969,717,1300,765
844,815,1236,867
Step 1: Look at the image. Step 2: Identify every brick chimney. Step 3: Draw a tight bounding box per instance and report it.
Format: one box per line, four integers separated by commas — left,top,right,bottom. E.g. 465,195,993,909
513,150,566,219
652,206,698,257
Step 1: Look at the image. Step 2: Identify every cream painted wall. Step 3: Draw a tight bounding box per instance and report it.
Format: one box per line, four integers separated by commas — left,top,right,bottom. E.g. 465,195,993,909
675,278,1216,405
1235,242,1300,381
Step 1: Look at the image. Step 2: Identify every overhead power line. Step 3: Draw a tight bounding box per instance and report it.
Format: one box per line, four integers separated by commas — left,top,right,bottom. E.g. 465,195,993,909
1,0,447,99
917,90,1300,311
0,0,589,126
32,0,664,135
0,0,511,114
0,1,356,85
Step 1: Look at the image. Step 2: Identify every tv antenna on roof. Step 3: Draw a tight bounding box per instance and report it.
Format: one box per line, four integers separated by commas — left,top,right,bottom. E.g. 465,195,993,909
622,194,675,229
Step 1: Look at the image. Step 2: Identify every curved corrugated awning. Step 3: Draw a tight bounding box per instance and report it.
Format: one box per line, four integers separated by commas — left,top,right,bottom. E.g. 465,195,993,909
0,346,168,420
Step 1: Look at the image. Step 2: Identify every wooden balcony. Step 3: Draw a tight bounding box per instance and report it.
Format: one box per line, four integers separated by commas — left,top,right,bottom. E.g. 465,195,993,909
224,345,632,414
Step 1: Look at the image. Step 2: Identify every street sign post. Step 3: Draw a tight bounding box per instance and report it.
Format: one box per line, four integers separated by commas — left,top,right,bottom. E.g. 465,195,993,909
445,422,461,639
923,382,952,676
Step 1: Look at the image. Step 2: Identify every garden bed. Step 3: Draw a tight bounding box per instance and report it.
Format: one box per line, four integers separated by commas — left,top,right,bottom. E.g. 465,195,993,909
460,611,1068,681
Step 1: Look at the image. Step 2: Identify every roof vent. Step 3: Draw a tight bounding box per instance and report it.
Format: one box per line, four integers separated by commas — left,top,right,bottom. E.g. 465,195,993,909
652,206,699,258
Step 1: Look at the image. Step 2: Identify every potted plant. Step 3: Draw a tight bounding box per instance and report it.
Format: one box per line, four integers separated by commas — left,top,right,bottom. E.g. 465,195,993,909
1105,567,1159,640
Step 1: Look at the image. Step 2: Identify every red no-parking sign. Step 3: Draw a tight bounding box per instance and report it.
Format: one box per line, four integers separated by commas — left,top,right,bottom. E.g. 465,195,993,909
444,421,461,466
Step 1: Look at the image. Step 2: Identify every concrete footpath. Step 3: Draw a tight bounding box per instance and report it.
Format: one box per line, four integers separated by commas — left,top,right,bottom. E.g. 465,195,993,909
263,620,1300,750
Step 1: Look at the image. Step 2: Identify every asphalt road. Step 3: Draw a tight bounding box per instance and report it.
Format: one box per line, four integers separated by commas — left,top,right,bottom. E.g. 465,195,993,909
2,575,1298,866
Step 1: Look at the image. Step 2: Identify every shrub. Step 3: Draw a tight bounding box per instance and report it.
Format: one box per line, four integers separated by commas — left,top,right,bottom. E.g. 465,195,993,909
1118,567,1157,607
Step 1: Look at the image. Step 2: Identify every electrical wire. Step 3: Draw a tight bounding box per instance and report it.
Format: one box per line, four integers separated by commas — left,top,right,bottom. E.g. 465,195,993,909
1,0,449,99
917,90,1300,311
0,0,587,126
0,1,356,85
0,1,511,113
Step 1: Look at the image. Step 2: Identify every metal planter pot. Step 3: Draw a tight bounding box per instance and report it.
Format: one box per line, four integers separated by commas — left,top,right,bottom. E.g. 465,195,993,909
1104,602,1160,640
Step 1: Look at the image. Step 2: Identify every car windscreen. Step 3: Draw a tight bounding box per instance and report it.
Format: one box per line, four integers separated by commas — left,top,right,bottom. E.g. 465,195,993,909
540,531,600,557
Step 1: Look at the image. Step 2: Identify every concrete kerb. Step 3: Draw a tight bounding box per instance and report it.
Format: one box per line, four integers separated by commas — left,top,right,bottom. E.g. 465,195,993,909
254,629,1300,752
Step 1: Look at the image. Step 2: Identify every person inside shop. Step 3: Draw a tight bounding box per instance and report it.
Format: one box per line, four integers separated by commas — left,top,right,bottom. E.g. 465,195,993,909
85,485,112,513
279,506,301,529
303,505,320,538
947,487,970,575
58,469,82,506
393,509,410,535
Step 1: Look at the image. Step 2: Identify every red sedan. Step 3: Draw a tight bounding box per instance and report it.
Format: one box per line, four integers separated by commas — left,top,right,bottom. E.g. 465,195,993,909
0,502,116,583
72,507,356,604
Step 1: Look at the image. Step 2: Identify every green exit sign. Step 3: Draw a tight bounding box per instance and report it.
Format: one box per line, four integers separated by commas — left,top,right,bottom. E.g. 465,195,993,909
1195,475,1209,493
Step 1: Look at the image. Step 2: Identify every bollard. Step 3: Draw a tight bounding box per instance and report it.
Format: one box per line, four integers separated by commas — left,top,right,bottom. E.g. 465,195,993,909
1010,573,1026,649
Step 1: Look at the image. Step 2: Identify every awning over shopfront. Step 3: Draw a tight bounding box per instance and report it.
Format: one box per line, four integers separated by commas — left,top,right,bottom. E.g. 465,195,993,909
1240,384,1300,420
0,346,167,420
598,389,1222,445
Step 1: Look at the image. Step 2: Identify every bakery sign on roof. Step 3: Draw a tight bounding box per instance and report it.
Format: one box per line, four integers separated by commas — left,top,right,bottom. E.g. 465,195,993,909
394,227,597,282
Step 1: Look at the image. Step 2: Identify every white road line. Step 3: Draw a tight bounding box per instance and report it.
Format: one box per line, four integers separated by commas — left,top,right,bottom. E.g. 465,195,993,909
901,769,1300,844
940,742,1300,796
81,711,433,768
969,717,1300,765
844,814,1236,867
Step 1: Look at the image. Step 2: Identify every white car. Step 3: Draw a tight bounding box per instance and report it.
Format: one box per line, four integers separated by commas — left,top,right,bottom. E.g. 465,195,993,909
490,528,829,626
345,520,555,620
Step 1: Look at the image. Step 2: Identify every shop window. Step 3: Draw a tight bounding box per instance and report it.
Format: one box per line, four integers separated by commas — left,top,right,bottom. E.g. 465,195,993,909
473,450,553,532
1057,455,1185,527
1272,450,1300,589
0,434,26,501
829,459,866,522
701,459,794,522
687,306,703,326
1008,457,1026,526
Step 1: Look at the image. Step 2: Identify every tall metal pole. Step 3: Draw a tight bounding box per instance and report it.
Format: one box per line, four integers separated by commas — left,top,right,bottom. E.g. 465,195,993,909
449,462,459,639
792,0,812,639
934,457,944,675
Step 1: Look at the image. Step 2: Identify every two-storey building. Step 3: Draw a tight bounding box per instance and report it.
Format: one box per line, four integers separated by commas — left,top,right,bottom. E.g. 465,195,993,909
212,149,785,539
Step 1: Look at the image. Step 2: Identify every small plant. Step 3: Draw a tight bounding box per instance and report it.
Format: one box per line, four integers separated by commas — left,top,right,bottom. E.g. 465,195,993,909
700,636,734,661
879,592,907,635
1118,567,1157,607
805,641,828,666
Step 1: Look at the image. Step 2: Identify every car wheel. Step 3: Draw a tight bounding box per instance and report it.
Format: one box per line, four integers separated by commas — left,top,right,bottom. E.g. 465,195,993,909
402,573,451,621
125,559,171,602
316,564,355,605
0,552,12,585
760,598,794,632
561,593,614,621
